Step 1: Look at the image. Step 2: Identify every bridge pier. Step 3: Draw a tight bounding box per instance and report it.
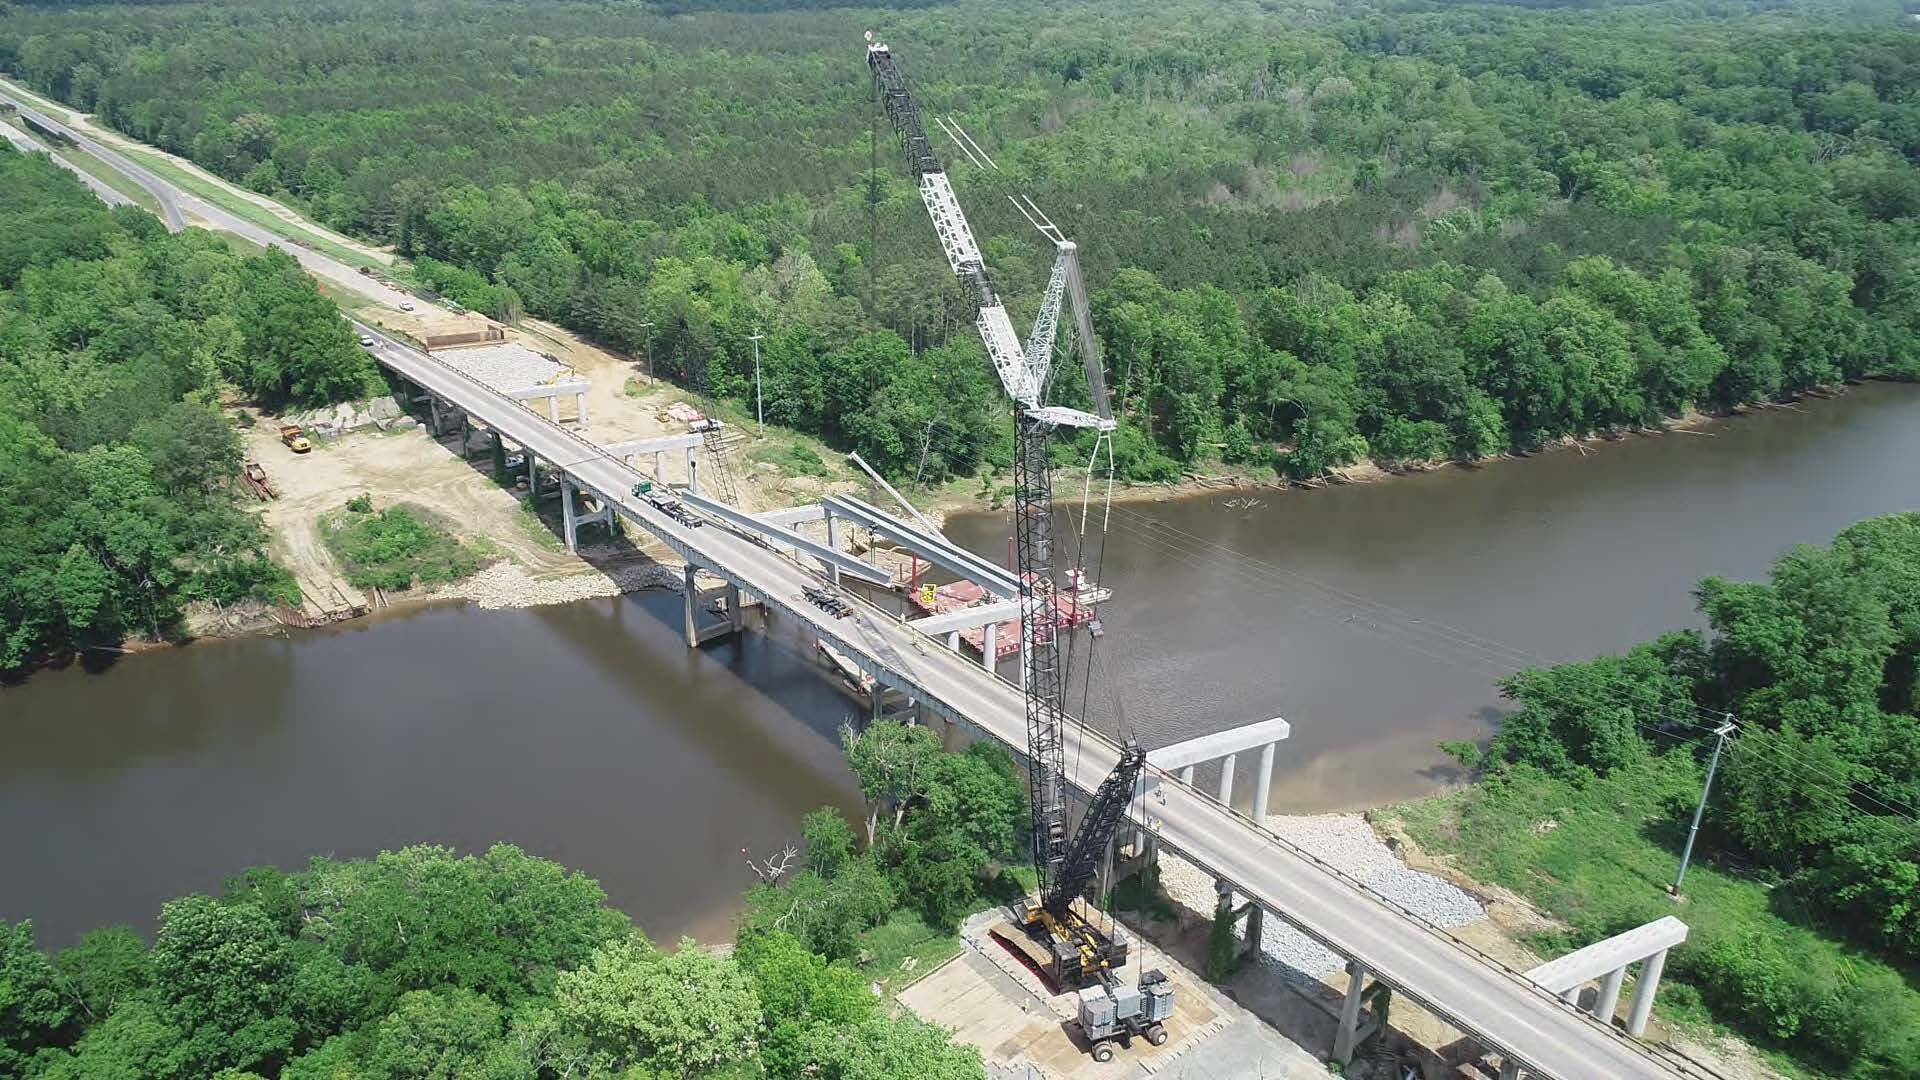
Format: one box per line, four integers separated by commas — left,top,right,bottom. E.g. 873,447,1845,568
1625,947,1668,1037
980,621,997,673
681,565,746,647
490,431,505,481
1333,960,1370,1066
824,506,841,587
686,448,699,495
559,478,614,553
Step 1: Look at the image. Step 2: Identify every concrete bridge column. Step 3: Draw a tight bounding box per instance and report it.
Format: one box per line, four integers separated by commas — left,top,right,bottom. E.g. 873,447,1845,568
490,431,505,481
1625,947,1668,1036
1218,752,1236,808
654,450,666,480
726,583,743,635
527,453,539,498
1179,764,1195,787
685,447,698,494
548,396,560,423
576,391,588,426
1559,986,1580,1006
428,396,443,435
824,508,841,588
1252,741,1276,822
1244,905,1265,958
682,564,700,649
1019,632,1030,692
1595,965,1626,1026
946,631,960,653
980,622,997,673
1333,960,1369,1066
561,476,579,553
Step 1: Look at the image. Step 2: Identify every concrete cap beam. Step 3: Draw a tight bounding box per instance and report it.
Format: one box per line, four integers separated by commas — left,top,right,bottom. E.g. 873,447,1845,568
604,432,709,456
504,381,593,402
1148,717,1291,772
760,504,827,527
910,600,1022,635
1526,917,1689,994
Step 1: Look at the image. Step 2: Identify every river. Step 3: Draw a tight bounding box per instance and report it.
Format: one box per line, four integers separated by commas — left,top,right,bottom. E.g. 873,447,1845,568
0,593,863,948
944,382,1920,812
4,383,1917,947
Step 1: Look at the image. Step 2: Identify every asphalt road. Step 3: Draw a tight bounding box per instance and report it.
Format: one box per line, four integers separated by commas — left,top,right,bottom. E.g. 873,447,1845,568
0,117,133,209
25,94,1692,1079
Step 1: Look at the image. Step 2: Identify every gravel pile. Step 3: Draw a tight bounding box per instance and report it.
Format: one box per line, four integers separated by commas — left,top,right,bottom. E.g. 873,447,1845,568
447,560,680,610
440,344,568,393
1157,813,1484,981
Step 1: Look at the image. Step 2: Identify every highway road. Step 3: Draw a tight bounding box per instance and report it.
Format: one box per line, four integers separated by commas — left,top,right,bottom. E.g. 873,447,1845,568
0,117,133,209
31,98,1694,1079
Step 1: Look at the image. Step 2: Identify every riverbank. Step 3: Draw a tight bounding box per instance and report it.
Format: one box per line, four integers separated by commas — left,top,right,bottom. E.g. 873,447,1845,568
917,396,1790,530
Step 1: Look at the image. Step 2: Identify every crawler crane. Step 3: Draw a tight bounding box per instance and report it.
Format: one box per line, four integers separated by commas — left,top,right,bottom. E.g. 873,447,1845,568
865,37,1171,1052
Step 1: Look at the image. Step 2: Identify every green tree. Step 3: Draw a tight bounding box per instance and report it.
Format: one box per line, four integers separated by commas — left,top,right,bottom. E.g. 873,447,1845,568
554,937,760,1076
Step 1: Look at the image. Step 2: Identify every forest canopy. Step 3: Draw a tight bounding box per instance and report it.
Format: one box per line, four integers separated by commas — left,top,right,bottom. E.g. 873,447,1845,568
0,147,378,673
2,0,1915,481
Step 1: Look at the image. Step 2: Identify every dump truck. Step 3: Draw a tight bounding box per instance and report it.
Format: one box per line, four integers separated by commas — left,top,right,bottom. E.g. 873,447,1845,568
279,425,311,453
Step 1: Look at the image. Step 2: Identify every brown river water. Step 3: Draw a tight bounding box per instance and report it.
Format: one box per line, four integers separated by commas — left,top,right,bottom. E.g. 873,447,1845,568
4,382,1917,947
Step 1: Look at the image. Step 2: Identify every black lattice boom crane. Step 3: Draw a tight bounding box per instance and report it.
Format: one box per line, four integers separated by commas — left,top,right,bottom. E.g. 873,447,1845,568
866,34,1151,997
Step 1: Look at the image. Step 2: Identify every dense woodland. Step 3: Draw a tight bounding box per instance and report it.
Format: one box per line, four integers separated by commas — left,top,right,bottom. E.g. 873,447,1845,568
0,147,378,674
0,724,1020,1080
3,0,1917,480
1459,512,1920,1076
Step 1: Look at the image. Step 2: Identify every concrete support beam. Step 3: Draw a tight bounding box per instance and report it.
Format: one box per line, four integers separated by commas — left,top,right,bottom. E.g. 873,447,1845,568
824,507,841,588
576,391,588,426
946,631,960,653
548,396,560,423
726,583,743,634
561,476,579,553
981,621,997,673
1179,764,1195,787
1625,948,1668,1037
1253,740,1275,822
687,448,699,495
654,450,666,479
682,564,700,649
1596,965,1626,1026
1218,752,1236,808
1333,961,1369,1065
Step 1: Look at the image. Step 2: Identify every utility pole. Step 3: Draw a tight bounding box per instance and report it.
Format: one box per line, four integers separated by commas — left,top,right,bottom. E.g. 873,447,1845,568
748,330,766,435
640,320,655,381
1671,716,1736,898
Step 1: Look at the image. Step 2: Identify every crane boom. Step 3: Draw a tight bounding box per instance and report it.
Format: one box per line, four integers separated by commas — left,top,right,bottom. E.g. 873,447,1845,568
867,39,1118,911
